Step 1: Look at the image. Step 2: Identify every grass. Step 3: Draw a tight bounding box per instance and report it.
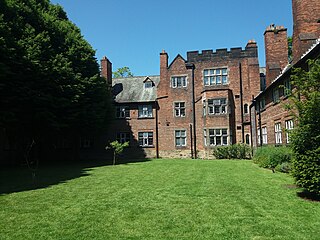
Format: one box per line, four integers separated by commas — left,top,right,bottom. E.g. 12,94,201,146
1,159,320,239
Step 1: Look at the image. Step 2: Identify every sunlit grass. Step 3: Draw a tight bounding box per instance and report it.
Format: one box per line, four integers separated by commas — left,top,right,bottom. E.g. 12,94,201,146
1,159,319,239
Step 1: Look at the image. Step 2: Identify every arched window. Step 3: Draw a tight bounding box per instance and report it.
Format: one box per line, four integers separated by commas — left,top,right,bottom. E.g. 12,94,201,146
245,134,250,144
244,104,249,114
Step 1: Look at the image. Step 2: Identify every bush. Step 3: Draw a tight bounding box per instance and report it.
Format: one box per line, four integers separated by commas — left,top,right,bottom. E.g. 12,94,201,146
291,148,320,194
253,146,293,170
275,162,292,173
213,144,252,159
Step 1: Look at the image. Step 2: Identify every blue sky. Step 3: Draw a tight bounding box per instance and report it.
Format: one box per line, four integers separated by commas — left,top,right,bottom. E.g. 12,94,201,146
51,0,293,76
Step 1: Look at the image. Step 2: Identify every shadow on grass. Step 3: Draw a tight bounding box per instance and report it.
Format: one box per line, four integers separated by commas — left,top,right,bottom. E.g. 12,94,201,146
297,191,320,202
0,158,150,195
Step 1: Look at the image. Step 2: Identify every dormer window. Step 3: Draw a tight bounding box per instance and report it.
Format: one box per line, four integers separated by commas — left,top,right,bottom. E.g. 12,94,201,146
143,77,154,89
144,81,153,88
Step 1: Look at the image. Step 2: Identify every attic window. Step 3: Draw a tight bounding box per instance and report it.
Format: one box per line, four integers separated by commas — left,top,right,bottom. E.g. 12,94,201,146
144,81,153,88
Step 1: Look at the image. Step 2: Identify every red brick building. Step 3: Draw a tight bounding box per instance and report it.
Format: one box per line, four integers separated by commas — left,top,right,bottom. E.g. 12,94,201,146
251,0,320,148
102,41,260,158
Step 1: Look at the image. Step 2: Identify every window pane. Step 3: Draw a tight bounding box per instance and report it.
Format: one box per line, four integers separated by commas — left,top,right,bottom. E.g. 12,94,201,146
216,76,221,84
181,137,186,146
223,136,228,145
222,76,227,84
216,136,221,145
214,106,220,114
204,77,209,85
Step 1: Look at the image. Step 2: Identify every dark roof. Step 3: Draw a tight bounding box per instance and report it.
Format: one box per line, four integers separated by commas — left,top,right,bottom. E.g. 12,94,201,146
112,75,160,103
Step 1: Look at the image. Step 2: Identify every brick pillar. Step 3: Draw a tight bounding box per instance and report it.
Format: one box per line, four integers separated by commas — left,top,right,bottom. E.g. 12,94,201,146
264,25,288,87
292,0,320,63
100,56,112,85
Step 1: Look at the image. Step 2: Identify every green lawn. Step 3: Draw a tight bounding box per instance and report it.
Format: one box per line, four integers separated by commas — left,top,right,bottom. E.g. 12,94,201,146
1,159,319,239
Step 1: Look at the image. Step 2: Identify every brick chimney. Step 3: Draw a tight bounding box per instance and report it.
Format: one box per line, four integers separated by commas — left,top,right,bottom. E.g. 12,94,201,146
159,50,169,95
292,0,320,63
264,24,288,87
160,49,168,75
100,56,112,85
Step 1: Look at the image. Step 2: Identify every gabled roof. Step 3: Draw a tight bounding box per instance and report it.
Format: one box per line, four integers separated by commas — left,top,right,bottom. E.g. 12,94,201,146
112,75,160,103
168,54,186,69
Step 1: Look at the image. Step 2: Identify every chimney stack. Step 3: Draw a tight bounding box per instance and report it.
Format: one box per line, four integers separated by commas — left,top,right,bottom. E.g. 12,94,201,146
264,24,288,87
100,56,112,85
292,0,320,63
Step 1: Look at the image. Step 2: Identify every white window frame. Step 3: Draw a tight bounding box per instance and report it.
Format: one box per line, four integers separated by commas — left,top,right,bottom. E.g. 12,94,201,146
275,122,282,145
174,102,186,117
203,68,228,86
262,127,268,144
285,119,294,144
116,106,130,118
206,128,228,146
207,98,227,115
171,76,187,88
138,105,153,118
175,130,186,147
138,132,153,147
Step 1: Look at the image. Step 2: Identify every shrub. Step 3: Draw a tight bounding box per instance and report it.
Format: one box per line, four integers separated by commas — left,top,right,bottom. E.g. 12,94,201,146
275,162,292,173
288,59,320,194
253,146,293,169
291,148,320,194
213,144,252,159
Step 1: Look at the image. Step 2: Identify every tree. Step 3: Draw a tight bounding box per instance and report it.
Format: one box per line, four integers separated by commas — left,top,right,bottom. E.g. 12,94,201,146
0,0,113,163
288,59,320,195
113,66,133,78
107,141,129,165
288,36,293,62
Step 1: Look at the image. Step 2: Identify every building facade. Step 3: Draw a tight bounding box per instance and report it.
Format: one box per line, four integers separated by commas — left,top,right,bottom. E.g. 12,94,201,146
102,41,261,159
252,0,320,148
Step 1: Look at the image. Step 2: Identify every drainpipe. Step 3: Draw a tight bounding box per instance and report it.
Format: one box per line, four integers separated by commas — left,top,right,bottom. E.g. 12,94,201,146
239,62,245,143
186,63,197,159
155,101,159,158
190,124,193,158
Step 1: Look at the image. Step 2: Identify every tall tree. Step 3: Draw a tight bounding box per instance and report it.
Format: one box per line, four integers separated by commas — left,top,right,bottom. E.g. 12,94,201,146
0,0,113,163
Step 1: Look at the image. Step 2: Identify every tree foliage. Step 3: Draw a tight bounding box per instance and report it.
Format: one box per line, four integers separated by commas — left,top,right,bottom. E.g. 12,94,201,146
107,141,129,165
288,59,320,194
112,66,133,78
0,0,112,161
